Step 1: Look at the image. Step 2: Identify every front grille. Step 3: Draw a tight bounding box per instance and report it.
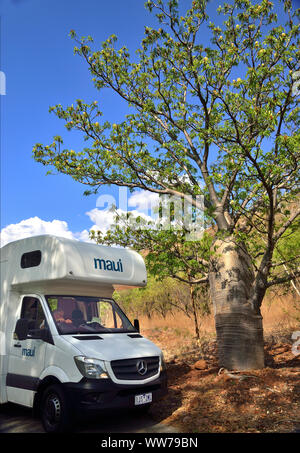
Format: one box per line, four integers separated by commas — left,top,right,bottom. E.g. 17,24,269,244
111,356,159,381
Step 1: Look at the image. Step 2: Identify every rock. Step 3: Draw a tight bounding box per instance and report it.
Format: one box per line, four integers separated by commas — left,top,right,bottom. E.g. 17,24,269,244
182,416,192,424
192,360,208,370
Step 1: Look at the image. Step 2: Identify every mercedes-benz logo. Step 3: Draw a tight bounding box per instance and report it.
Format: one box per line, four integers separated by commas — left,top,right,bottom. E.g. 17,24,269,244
136,360,147,376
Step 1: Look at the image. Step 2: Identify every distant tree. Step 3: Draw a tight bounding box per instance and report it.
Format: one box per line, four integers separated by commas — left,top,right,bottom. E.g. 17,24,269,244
114,274,210,339
272,223,300,297
34,0,300,370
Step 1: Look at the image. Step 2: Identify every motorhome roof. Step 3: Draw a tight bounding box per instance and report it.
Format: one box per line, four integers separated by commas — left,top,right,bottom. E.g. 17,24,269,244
0,235,147,290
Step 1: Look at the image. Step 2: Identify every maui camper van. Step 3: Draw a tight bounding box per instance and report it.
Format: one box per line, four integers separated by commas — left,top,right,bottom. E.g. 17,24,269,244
0,235,167,432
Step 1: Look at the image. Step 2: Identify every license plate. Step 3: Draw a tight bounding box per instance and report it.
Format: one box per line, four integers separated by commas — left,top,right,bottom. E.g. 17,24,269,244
135,392,152,405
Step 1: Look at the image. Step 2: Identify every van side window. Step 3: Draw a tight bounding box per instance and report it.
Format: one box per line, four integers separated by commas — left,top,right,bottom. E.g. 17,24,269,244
21,297,46,334
21,250,42,268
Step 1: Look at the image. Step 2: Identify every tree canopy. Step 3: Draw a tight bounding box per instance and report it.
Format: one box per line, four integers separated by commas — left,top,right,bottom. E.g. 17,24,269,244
33,0,300,300
33,0,300,369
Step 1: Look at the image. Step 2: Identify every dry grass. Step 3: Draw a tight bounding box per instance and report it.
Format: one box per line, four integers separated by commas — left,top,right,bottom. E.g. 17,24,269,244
261,293,299,340
139,292,299,356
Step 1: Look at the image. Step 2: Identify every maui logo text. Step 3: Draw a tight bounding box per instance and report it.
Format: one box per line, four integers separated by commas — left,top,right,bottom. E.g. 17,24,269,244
94,258,123,272
22,347,36,357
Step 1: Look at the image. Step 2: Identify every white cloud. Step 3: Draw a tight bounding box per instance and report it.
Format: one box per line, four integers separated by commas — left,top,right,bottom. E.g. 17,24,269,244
0,210,140,248
128,190,159,213
0,217,77,247
0,213,118,248
86,208,122,233
73,229,93,243
86,206,155,232
0,194,160,247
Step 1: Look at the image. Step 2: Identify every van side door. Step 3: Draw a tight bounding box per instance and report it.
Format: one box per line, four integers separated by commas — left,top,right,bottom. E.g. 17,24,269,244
7,295,48,407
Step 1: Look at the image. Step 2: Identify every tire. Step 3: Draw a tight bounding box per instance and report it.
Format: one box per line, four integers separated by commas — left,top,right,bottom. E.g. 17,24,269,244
40,384,72,433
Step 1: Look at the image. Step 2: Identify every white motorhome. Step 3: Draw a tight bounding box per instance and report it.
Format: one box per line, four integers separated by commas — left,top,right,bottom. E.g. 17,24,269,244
0,235,167,432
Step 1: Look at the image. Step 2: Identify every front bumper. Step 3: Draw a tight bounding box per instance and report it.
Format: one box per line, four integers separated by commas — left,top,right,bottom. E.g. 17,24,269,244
63,371,167,413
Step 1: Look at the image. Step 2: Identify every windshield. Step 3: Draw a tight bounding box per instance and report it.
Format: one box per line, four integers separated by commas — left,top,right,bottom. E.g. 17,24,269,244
45,295,136,335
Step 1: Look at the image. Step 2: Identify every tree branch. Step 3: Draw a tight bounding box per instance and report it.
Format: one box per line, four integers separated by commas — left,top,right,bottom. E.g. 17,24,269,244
274,206,300,243
267,269,300,288
171,273,209,285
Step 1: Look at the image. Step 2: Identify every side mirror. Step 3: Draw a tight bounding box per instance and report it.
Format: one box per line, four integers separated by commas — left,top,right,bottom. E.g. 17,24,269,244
133,319,140,333
15,318,29,341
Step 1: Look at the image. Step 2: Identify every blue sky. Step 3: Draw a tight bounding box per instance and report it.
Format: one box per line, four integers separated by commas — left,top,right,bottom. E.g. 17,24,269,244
0,0,160,244
0,0,299,245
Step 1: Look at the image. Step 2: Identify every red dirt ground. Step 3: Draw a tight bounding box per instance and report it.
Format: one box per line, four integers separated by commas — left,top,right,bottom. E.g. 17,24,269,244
146,328,300,433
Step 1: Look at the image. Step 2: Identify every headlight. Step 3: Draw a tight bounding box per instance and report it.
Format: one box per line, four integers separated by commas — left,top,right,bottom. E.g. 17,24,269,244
74,356,109,379
160,353,167,372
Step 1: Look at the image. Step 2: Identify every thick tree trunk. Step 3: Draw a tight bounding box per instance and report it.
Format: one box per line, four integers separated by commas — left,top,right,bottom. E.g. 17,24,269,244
209,237,265,370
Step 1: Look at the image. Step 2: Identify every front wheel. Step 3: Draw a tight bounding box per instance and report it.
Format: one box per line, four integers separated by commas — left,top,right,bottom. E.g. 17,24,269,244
41,384,72,432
